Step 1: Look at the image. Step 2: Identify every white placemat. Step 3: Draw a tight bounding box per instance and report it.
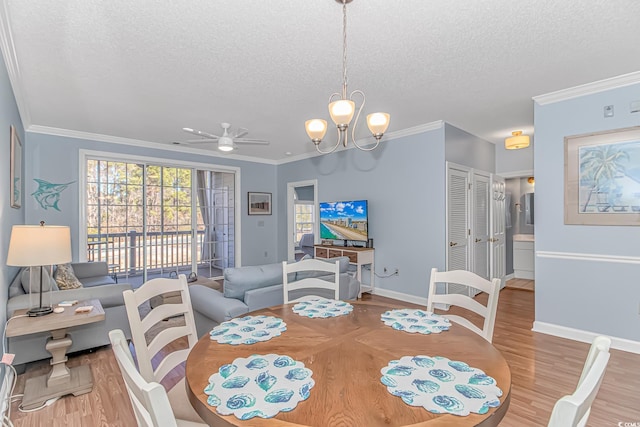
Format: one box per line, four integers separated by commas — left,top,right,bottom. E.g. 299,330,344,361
204,354,315,420
380,355,502,416
380,309,450,334
209,315,287,345
292,298,353,318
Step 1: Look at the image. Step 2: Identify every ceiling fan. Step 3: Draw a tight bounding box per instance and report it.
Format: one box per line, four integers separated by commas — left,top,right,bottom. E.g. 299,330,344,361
178,123,269,152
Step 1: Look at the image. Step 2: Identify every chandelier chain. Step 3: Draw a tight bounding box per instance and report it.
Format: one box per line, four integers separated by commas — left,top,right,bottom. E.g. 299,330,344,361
341,0,348,99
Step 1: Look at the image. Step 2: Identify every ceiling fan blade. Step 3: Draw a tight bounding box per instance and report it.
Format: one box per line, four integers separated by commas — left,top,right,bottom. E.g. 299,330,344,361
233,128,249,138
182,139,217,145
234,138,270,145
182,127,220,140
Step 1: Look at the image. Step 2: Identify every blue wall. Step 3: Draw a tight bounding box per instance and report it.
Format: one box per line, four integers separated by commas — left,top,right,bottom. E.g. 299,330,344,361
0,53,25,369
277,127,447,299
444,123,495,172
24,133,279,267
534,83,640,341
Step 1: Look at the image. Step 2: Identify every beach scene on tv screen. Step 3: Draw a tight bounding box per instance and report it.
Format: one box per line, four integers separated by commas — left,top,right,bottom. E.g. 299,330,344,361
320,200,368,241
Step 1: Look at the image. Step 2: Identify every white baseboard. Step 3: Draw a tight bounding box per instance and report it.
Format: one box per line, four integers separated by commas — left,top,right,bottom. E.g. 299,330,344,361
371,287,428,306
504,273,514,281
532,321,640,354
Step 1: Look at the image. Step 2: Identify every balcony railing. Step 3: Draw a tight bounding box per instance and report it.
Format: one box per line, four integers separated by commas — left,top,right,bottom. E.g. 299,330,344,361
87,230,209,276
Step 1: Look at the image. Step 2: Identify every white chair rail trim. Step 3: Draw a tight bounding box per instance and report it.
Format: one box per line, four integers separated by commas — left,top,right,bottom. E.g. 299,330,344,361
536,250,640,265
533,321,640,355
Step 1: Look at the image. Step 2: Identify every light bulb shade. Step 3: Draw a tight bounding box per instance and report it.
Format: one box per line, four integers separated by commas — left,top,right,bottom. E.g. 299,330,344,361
328,99,355,126
366,112,390,135
305,119,328,141
7,225,72,266
505,131,530,150
218,136,234,152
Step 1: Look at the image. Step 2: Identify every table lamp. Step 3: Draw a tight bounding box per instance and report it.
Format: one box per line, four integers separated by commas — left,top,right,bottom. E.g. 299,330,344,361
6,221,72,316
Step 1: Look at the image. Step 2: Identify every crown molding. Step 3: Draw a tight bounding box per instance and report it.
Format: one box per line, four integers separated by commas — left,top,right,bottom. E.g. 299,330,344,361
275,120,445,165
27,119,445,166
0,0,32,129
533,71,640,106
27,125,279,165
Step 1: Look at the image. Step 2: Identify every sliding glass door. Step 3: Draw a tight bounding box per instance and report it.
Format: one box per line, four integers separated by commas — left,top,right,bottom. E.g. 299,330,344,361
85,158,236,283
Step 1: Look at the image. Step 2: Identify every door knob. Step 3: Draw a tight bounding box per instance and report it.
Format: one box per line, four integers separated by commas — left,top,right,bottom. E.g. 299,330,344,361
475,238,482,243
449,242,457,247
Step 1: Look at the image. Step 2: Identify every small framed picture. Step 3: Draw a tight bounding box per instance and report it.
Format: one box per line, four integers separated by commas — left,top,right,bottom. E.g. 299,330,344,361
248,192,272,215
10,125,22,209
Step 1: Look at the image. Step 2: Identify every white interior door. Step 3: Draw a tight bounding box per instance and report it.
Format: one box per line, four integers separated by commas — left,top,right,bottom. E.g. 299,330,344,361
490,175,506,287
472,171,491,282
446,163,470,295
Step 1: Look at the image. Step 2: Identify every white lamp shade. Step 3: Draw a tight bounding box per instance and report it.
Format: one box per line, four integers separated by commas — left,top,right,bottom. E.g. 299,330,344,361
366,112,390,135
505,131,530,150
305,119,328,141
328,99,355,126
7,225,72,266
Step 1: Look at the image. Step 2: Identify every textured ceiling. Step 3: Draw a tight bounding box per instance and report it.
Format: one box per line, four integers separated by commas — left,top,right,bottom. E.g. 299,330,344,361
3,0,640,162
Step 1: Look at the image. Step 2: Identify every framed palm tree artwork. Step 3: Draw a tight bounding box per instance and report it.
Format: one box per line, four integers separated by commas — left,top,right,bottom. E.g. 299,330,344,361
565,126,640,225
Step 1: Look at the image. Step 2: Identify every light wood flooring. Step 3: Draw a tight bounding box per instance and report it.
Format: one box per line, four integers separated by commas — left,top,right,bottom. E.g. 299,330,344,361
505,278,535,291
8,288,640,426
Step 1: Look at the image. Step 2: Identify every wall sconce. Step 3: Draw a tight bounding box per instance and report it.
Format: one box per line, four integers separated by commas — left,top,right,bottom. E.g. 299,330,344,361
527,177,535,185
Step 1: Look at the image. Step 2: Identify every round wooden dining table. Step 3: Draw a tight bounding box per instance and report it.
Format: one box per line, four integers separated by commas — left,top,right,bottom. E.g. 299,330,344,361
185,299,511,427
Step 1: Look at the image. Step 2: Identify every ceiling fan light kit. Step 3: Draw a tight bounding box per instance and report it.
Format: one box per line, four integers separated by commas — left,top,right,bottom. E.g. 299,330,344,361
305,0,390,154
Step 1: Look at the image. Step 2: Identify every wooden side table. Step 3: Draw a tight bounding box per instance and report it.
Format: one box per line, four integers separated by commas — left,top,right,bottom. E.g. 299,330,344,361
6,299,105,410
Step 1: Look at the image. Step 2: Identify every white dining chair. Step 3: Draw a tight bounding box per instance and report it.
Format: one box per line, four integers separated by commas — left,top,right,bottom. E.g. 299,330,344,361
109,329,206,427
427,268,501,343
547,336,612,427
122,274,203,423
282,258,340,303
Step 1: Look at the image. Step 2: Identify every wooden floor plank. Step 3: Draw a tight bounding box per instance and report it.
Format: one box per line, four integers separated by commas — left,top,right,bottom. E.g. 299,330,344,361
8,288,640,426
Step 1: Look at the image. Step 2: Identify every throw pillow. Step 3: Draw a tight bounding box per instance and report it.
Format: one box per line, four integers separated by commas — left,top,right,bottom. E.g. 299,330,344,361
21,266,59,294
54,263,83,290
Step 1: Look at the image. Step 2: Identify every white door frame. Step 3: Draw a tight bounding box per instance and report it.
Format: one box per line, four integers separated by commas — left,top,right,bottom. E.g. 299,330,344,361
286,179,319,261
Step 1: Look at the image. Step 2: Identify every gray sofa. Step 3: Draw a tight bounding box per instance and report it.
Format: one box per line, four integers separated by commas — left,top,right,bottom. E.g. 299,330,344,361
190,257,360,338
7,262,133,366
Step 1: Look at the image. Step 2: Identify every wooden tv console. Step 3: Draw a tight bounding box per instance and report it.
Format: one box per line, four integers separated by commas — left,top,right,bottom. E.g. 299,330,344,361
314,245,374,298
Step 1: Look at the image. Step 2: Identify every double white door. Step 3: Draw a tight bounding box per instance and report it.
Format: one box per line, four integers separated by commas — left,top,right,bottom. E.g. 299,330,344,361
446,162,505,295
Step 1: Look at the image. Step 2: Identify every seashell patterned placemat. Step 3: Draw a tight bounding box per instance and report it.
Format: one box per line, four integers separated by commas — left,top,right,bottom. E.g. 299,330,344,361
204,354,315,420
209,315,287,345
292,298,353,318
380,355,502,416
380,309,450,334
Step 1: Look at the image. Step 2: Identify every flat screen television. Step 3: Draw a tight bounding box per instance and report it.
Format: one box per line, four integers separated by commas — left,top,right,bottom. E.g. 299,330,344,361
319,200,368,243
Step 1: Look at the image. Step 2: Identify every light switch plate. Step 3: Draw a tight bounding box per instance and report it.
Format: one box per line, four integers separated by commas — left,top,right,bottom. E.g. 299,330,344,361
630,100,640,113
604,105,614,117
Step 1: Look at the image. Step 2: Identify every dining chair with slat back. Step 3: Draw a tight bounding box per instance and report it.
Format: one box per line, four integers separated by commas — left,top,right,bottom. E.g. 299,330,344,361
427,268,501,343
109,329,206,427
282,259,340,304
122,274,203,423
547,336,612,427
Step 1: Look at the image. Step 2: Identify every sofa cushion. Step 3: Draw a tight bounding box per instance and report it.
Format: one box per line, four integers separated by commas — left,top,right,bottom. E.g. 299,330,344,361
54,263,83,290
223,262,283,301
20,267,58,294
295,256,350,280
81,275,117,288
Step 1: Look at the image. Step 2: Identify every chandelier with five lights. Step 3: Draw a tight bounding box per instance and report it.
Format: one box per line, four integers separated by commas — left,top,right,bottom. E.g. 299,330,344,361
305,0,390,154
